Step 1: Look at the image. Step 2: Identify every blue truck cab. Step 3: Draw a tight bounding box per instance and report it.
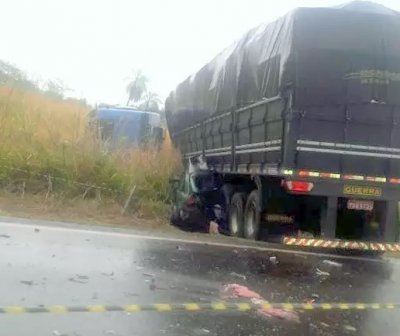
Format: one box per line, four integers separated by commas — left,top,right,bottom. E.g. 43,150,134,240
90,105,163,148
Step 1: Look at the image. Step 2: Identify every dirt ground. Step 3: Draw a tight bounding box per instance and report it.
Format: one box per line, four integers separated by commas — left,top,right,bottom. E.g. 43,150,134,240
0,191,173,232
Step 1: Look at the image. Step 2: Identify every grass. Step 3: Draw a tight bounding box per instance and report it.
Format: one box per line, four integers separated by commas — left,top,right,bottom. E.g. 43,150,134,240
0,85,181,221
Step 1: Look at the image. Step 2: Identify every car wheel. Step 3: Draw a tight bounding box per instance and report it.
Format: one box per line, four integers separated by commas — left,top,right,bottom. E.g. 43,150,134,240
244,190,261,240
229,193,245,237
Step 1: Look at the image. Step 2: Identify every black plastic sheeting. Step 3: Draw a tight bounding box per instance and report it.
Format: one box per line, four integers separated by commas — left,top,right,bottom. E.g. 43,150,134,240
166,2,400,136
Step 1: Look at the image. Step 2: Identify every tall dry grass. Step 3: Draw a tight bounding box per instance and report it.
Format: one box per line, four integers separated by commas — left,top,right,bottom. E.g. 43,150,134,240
0,86,181,218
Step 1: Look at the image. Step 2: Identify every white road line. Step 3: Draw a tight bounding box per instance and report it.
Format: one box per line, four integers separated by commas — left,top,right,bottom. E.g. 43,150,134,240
0,221,396,264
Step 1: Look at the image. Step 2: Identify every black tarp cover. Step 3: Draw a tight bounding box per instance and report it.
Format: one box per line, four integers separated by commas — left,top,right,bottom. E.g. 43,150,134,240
166,2,400,135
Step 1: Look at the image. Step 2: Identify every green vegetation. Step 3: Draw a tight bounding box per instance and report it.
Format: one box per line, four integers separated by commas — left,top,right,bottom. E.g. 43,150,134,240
0,84,180,219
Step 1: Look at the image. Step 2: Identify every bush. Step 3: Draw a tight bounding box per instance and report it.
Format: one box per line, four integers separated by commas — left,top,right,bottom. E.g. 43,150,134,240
0,86,181,218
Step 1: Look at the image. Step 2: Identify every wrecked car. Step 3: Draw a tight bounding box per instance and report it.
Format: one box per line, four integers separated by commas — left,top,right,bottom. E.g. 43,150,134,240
170,156,228,234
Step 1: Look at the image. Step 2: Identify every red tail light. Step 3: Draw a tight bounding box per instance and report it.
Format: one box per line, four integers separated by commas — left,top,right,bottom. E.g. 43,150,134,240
283,180,314,193
186,195,197,207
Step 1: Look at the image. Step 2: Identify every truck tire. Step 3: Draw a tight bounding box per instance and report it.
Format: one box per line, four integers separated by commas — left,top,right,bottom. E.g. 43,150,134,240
229,193,245,237
244,190,261,240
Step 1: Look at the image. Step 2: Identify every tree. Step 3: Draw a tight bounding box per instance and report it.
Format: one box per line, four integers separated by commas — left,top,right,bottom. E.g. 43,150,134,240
44,79,68,100
126,70,148,106
0,60,38,91
137,91,162,112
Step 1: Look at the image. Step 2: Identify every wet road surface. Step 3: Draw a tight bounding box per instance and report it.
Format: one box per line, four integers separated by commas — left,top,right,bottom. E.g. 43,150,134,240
0,219,400,335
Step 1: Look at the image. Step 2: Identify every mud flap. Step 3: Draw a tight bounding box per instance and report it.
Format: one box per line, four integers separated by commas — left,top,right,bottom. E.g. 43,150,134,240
381,201,398,243
320,196,337,239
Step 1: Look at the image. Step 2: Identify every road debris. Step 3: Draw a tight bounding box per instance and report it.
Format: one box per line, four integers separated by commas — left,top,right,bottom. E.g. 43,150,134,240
53,331,67,336
34,228,40,233
101,271,114,277
252,298,300,323
149,278,156,291
316,268,330,277
344,325,357,332
20,280,34,286
0,234,10,238
323,260,343,268
230,272,247,280
68,277,88,284
269,256,279,265
222,284,261,299
306,294,320,304
75,274,89,280
222,283,300,322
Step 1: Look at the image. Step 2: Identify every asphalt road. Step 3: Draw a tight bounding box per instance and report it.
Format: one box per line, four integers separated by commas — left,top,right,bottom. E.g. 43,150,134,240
0,218,400,336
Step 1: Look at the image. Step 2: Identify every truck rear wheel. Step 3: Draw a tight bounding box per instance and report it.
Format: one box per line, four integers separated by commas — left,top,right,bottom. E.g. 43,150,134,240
244,190,261,240
229,193,245,237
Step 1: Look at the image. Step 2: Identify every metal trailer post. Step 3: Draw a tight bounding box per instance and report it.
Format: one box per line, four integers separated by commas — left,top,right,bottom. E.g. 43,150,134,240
320,196,338,239
381,201,398,242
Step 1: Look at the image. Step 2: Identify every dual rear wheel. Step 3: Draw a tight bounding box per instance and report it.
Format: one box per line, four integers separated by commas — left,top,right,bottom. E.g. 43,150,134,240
228,190,260,240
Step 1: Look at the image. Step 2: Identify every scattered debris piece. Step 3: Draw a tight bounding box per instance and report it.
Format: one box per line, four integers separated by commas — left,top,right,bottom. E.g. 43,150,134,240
316,268,330,277
320,322,330,328
20,280,34,286
223,283,300,322
101,271,114,277
76,274,89,280
201,329,210,334
143,273,155,277
269,256,279,265
149,278,156,291
68,277,88,284
230,272,247,280
0,234,10,238
51,254,56,258
34,228,40,233
322,260,343,268
252,298,300,323
222,284,261,299
344,325,357,332
91,292,98,300
306,294,320,304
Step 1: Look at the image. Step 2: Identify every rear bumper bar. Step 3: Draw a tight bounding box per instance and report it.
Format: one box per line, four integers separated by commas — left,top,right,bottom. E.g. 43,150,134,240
283,236,400,252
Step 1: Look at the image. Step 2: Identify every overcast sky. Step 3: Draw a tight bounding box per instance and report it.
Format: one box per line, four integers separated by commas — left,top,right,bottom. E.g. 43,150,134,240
1,0,399,104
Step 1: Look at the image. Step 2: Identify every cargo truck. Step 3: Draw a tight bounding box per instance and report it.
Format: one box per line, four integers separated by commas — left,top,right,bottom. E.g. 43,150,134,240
166,2,400,246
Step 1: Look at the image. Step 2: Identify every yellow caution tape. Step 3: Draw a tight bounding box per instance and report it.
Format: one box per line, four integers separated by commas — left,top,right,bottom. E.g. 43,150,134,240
1,302,400,314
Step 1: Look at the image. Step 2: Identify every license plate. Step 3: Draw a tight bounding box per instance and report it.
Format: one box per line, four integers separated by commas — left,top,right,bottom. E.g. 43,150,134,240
347,199,374,211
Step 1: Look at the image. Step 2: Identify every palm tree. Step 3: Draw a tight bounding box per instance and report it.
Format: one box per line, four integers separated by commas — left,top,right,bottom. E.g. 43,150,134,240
126,70,148,105
138,91,162,112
